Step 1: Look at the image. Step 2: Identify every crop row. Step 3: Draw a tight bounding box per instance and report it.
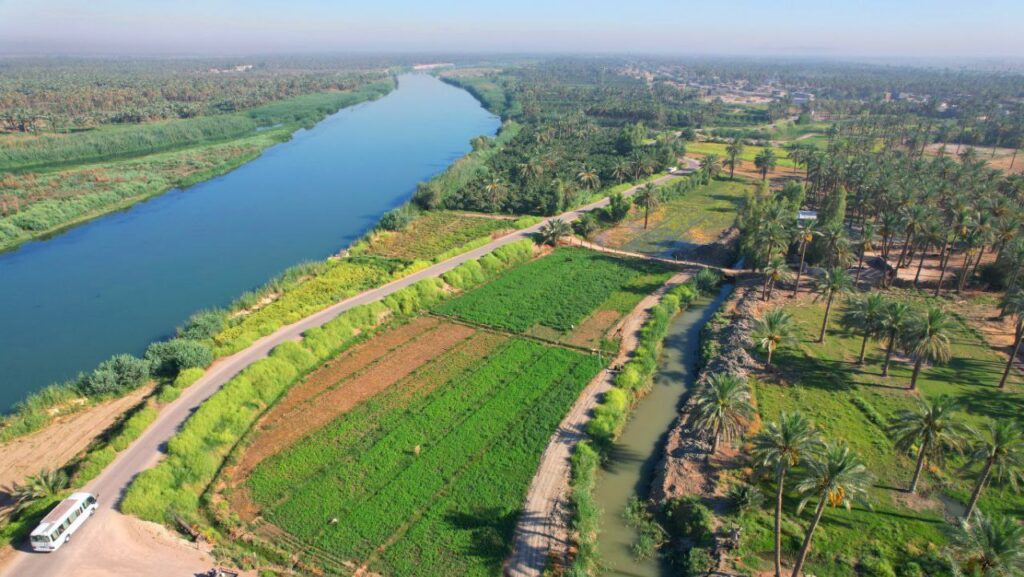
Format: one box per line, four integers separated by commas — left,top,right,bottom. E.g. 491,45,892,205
374,356,605,577
247,334,518,506
314,346,586,558
262,339,552,545
434,247,673,333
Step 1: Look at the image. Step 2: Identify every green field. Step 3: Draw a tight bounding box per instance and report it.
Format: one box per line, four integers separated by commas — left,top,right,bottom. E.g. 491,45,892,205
688,141,798,169
599,178,748,256
248,337,603,576
736,294,1024,577
434,248,673,334
356,211,514,261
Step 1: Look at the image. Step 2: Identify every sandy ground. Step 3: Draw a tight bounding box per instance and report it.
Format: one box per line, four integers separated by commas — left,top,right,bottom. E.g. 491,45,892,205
923,143,1022,174
0,508,218,577
0,387,150,498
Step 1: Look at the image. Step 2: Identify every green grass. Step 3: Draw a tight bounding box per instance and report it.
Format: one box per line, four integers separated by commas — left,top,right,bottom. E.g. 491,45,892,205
688,141,797,169
356,211,514,261
738,293,1024,577
248,338,604,576
434,247,673,334
602,178,748,255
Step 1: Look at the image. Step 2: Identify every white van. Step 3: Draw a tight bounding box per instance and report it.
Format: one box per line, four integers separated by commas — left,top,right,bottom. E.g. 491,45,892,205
29,493,98,552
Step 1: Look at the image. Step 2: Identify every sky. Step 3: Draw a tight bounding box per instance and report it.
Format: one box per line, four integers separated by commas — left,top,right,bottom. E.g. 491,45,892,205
1,0,1022,60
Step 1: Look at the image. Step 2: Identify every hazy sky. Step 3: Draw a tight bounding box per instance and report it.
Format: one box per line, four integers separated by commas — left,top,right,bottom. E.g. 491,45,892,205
2,0,1021,59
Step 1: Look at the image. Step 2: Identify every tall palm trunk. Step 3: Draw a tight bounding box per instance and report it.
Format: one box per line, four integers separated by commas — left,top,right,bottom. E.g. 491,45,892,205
963,459,994,521
855,247,866,285
914,244,929,287
956,250,973,293
999,321,1023,389
909,358,923,390
773,469,787,577
882,331,897,376
909,440,929,493
818,293,835,343
763,275,772,301
934,240,951,297
644,204,650,229
858,332,870,364
793,240,808,297
790,496,828,577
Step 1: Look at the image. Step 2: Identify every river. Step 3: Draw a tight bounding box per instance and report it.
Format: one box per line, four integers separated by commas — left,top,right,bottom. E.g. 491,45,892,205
0,73,500,411
592,285,732,576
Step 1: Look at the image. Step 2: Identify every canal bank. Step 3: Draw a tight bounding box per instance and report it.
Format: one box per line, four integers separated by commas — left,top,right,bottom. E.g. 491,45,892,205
591,283,733,576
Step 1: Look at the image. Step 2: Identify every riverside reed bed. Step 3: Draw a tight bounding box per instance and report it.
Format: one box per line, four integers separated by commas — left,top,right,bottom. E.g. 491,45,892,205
733,295,1024,577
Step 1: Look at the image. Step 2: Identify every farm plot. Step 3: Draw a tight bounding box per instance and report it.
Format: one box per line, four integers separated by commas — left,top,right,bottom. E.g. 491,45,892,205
358,211,514,261
235,317,482,475
434,248,673,342
245,338,604,576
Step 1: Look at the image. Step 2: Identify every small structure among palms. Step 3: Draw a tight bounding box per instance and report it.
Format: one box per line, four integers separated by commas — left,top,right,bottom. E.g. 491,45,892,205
689,372,755,457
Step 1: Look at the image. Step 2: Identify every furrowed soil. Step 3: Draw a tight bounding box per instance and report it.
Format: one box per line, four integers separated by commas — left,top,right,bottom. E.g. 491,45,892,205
235,317,477,476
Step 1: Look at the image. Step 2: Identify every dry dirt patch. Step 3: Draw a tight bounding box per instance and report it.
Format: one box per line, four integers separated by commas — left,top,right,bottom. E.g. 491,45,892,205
564,309,621,349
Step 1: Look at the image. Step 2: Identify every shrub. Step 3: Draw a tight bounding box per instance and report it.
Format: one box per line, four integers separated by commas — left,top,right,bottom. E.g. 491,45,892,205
378,207,414,231
80,354,151,396
727,482,764,513
860,555,897,577
145,339,214,376
692,268,722,294
662,496,714,546
683,547,714,577
179,309,227,341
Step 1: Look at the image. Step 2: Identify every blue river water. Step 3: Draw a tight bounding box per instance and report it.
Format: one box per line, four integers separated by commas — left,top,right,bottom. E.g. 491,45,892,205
0,74,500,411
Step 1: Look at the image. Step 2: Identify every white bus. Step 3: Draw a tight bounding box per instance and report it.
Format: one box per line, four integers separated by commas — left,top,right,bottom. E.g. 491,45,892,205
29,492,98,552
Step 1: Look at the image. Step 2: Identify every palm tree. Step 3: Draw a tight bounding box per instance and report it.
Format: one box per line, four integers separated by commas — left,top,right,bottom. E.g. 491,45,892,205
842,292,888,364
726,138,745,180
998,289,1024,389
576,166,600,191
752,412,824,577
699,154,723,184
901,304,955,390
483,178,508,209
762,255,793,301
854,221,876,285
813,267,854,343
791,443,873,577
10,468,70,513
792,221,820,297
880,301,914,377
963,421,1024,521
612,160,631,184
753,308,799,366
634,182,659,229
949,511,1024,577
755,147,779,181
538,218,571,246
689,373,755,456
888,396,970,493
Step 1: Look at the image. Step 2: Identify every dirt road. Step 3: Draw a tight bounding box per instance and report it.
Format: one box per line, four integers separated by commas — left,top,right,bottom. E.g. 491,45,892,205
504,271,693,577
0,170,690,577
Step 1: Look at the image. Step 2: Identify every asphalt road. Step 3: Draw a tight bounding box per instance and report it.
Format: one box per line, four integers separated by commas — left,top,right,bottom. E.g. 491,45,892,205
0,166,693,577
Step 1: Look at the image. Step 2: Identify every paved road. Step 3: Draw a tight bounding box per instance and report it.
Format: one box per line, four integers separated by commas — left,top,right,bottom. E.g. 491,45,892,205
0,167,693,577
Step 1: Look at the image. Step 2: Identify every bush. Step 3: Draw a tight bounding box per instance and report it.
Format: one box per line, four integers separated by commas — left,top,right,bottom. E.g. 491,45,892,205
662,496,714,546
692,268,722,295
145,339,214,376
378,208,414,231
80,354,151,396
860,555,897,577
683,547,714,577
157,367,206,403
179,309,227,341
727,482,764,513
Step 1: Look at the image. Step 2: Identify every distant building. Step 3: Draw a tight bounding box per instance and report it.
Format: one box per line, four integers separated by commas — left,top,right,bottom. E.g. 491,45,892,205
791,92,815,105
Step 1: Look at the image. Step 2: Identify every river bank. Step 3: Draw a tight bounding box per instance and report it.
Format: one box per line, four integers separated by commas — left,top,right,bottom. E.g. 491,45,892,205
0,73,499,413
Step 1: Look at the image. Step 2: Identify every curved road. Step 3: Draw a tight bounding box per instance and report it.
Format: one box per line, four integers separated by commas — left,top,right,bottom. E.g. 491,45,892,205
1,164,696,577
